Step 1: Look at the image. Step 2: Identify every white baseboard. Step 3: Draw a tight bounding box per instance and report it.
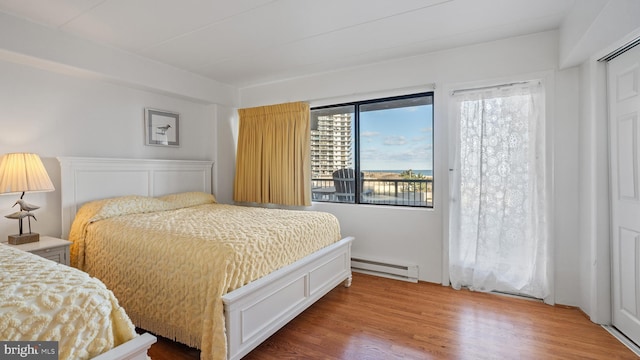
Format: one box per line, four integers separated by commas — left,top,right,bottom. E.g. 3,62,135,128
602,325,640,357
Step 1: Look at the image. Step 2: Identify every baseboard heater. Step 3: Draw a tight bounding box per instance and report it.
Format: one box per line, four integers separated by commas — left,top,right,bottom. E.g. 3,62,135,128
351,257,418,283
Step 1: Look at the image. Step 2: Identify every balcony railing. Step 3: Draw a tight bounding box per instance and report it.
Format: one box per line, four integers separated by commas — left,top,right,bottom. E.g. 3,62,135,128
311,177,433,207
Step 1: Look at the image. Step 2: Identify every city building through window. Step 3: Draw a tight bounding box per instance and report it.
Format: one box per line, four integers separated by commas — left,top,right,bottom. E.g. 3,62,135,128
310,92,433,207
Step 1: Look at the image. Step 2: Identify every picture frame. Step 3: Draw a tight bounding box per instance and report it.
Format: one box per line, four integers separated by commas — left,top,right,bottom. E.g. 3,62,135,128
144,108,180,147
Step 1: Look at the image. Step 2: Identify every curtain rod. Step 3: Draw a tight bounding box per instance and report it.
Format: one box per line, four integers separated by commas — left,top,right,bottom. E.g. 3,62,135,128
451,81,536,95
598,36,640,62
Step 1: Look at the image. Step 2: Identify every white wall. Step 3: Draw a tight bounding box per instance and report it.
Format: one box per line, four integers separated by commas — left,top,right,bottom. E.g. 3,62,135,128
0,58,219,240
553,67,581,305
214,104,238,205
236,30,583,304
577,59,611,324
0,12,238,242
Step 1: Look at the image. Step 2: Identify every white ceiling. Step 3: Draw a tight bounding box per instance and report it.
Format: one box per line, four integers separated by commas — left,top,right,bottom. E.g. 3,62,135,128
0,0,576,88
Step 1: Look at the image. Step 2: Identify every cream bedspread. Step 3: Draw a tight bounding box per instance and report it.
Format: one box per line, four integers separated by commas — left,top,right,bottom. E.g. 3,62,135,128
0,244,138,360
69,192,341,360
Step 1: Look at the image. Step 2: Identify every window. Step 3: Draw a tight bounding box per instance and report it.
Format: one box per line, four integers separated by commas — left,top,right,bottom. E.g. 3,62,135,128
310,92,434,207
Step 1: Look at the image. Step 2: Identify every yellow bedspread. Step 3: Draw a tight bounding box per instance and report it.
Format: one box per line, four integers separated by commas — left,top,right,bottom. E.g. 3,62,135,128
69,192,341,360
0,244,138,360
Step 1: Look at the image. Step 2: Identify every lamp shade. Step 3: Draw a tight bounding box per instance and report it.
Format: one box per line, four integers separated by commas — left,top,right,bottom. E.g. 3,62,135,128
0,153,55,195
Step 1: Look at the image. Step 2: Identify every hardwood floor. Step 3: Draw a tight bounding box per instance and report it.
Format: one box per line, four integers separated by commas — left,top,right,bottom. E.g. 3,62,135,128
146,273,636,359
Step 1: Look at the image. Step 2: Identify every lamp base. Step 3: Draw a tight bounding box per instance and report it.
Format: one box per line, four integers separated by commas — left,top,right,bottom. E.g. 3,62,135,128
8,233,39,245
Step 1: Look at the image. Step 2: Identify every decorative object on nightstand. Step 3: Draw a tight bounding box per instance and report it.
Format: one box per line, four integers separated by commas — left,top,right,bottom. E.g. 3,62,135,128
0,153,55,245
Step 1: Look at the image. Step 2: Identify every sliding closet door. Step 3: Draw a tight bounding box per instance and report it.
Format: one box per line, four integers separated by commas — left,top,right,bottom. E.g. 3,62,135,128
609,43,640,345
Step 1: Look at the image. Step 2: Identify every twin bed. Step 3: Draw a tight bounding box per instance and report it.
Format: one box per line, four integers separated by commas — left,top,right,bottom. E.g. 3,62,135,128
56,157,354,360
0,242,156,360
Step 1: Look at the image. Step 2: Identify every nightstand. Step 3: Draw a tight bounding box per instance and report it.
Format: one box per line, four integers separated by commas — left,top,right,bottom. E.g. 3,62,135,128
7,236,71,265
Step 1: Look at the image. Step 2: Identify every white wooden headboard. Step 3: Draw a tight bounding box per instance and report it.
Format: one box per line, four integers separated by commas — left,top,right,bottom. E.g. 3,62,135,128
58,157,213,239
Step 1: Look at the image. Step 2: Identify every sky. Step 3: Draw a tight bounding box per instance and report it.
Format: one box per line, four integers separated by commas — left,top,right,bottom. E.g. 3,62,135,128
359,104,433,171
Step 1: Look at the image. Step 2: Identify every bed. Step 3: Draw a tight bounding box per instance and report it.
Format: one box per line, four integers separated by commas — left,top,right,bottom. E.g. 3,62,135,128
58,157,353,360
0,243,156,360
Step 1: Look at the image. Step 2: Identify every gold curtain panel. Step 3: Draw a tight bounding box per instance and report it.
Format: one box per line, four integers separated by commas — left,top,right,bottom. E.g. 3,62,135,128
234,101,311,206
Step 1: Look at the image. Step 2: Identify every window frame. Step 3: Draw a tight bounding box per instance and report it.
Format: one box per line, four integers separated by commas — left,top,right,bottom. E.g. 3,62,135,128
311,91,434,208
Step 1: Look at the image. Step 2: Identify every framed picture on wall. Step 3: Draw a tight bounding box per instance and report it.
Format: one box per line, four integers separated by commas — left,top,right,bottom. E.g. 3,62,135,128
144,108,180,147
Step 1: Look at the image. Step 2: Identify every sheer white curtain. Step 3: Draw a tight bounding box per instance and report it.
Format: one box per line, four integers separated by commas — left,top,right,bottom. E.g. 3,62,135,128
449,82,550,300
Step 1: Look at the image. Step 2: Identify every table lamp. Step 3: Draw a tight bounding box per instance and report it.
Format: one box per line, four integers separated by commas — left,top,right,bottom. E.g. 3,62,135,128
0,153,55,244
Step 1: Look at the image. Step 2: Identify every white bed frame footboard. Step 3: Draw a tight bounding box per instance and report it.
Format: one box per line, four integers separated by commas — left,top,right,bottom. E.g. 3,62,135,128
58,157,353,360
92,333,157,360
223,236,353,360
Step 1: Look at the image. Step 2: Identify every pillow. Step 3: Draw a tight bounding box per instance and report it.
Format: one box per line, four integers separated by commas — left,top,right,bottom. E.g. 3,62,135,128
89,195,170,222
158,191,216,209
